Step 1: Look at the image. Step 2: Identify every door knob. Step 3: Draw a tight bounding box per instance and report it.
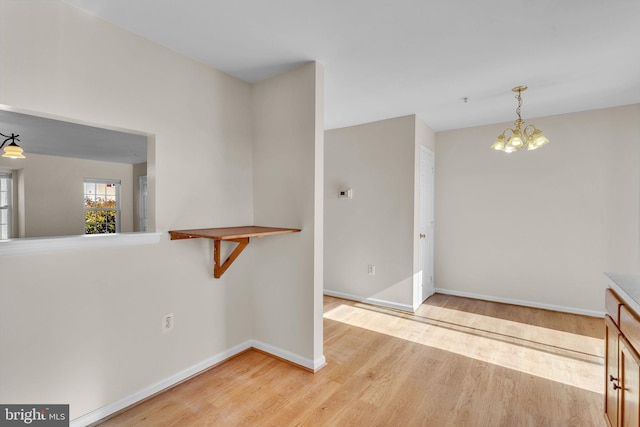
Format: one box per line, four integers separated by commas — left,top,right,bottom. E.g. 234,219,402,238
419,234,426,239
613,383,622,390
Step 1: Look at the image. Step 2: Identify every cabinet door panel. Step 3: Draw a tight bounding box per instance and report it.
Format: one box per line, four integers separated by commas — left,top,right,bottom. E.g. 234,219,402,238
605,315,620,427
620,336,640,427
621,305,640,351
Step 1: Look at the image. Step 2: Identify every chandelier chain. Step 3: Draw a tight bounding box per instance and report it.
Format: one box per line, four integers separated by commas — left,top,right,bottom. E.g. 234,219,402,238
515,91,523,122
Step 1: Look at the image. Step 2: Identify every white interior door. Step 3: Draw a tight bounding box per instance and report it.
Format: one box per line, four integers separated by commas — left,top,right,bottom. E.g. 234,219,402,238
419,147,435,302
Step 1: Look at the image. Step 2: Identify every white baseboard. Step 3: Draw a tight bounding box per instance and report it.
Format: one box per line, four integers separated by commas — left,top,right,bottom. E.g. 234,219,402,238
435,288,606,318
71,340,323,427
249,339,326,372
323,289,415,312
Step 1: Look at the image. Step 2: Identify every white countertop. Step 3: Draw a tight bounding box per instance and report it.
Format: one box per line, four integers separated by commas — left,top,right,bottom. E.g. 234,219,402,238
605,272,640,315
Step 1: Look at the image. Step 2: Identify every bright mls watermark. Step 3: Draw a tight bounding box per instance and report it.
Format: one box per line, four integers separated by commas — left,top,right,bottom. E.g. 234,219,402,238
0,405,69,426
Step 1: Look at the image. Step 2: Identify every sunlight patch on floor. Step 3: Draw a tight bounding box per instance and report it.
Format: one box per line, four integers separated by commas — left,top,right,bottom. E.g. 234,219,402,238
324,303,603,393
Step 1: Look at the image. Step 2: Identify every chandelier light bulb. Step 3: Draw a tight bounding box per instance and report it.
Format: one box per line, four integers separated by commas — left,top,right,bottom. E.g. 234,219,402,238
490,134,506,151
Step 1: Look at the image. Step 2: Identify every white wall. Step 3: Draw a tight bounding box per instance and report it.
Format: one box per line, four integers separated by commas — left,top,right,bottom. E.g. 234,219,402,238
0,153,135,237
435,104,640,314
0,2,257,421
251,62,325,368
325,115,433,310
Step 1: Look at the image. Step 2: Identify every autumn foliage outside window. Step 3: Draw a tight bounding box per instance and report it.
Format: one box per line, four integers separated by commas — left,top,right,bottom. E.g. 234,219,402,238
84,179,120,234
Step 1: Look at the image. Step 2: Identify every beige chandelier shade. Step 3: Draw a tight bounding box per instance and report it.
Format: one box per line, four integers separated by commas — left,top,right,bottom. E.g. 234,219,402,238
1,132,26,159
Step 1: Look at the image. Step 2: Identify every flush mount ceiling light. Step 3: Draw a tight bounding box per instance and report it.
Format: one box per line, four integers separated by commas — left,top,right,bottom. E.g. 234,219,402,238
490,86,549,153
0,132,25,159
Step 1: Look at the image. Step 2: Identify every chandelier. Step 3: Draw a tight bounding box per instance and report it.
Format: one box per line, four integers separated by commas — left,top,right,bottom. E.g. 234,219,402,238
1,131,25,159
490,86,549,153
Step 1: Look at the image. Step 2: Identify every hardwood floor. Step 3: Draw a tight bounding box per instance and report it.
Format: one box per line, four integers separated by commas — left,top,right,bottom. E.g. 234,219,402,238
98,294,605,426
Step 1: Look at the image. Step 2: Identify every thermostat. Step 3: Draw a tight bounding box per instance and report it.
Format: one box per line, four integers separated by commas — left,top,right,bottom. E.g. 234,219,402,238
339,188,353,199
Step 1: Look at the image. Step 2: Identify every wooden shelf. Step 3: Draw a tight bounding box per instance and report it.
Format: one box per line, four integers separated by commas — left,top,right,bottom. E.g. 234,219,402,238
168,226,301,278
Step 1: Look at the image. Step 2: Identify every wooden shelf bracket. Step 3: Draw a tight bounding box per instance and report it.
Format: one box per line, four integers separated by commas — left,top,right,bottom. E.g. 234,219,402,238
214,237,249,278
168,226,301,278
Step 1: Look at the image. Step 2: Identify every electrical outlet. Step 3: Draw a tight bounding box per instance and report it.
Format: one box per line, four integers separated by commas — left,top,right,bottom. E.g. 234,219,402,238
162,313,174,333
368,265,375,276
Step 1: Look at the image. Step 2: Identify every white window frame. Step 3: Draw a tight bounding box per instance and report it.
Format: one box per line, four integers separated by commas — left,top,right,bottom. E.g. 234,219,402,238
83,178,121,234
0,172,12,240
138,175,148,232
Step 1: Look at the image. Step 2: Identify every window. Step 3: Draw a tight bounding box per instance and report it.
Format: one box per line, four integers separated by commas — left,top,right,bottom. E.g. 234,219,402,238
84,178,121,234
138,175,148,232
0,172,11,240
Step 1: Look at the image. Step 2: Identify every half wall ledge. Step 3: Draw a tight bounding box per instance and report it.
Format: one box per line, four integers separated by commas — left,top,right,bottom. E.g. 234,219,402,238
0,232,162,256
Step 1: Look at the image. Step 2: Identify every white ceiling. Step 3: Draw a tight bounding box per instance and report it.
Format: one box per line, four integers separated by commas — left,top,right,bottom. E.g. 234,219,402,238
47,0,640,132
4,1,639,162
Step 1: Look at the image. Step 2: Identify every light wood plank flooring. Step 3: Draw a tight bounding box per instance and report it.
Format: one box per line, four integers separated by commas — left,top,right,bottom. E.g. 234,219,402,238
98,294,605,426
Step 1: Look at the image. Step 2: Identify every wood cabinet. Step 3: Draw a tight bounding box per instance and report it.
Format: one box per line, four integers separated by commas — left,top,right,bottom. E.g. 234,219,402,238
605,288,640,426
606,314,621,426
